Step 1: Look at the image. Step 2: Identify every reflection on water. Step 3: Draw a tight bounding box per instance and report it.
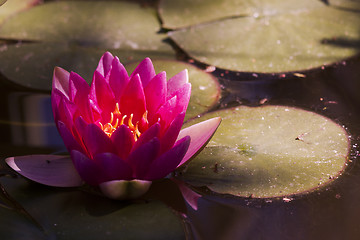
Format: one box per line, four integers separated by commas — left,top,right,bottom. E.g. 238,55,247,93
0,91,65,156
7,92,64,148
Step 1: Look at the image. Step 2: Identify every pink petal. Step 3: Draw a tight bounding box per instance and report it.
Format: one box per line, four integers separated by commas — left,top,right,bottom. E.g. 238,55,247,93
71,116,88,151
166,82,190,101
130,57,155,88
69,72,94,123
127,138,160,179
111,125,135,159
120,74,146,122
132,122,160,151
177,117,221,167
5,155,83,187
154,95,177,130
90,70,116,116
96,52,114,78
94,153,133,181
89,98,101,122
160,112,185,154
57,98,76,130
71,150,106,186
145,136,190,180
172,83,191,117
82,123,116,157
144,71,167,116
167,69,188,97
51,89,69,123
57,121,85,154
68,71,90,102
74,116,87,138
109,56,129,101
52,67,70,99
76,97,94,123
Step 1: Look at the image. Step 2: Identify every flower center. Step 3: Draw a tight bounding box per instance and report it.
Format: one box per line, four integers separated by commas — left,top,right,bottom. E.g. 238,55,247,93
99,103,146,140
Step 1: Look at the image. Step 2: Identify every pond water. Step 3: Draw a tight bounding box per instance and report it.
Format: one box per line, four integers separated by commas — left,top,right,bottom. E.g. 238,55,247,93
0,1,360,240
0,55,359,240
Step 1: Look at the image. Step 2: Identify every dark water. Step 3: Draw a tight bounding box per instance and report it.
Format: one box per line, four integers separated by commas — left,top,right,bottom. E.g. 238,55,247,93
0,55,360,239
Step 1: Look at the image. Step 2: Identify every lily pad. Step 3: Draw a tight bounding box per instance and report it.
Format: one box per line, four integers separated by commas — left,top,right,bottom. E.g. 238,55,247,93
126,59,221,121
0,1,176,91
0,42,175,90
168,3,360,73
0,1,169,51
178,105,350,198
159,0,324,29
0,177,185,240
0,0,40,25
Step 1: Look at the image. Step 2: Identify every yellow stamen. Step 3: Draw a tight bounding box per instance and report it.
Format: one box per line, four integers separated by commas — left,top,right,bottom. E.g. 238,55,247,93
98,104,148,141
128,114,135,129
134,122,141,138
110,112,114,124
120,115,127,125
114,103,120,114
113,118,119,129
142,111,149,126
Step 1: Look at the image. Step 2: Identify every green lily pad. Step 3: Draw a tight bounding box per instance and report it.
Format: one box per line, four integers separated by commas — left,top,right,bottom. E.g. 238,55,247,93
168,3,360,73
0,177,185,240
0,1,169,51
0,0,40,25
179,105,350,198
0,1,176,91
0,42,175,90
159,0,324,29
126,59,221,121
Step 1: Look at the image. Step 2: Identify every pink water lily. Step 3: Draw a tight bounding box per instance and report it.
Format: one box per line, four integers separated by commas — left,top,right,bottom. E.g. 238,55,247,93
6,52,220,199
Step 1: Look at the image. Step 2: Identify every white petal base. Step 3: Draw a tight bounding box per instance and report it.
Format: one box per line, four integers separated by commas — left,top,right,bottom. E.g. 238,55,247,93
99,179,152,200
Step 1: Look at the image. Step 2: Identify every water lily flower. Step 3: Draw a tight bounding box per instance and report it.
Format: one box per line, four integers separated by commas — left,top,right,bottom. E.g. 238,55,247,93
6,52,221,199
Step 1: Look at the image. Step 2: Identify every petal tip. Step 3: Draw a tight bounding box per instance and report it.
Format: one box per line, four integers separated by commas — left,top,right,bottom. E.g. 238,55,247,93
53,67,70,92
5,157,19,171
183,69,189,82
103,51,114,58
177,117,222,166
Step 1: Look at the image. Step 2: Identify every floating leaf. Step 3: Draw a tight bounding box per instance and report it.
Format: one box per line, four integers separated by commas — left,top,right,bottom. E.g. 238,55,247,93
0,1,170,51
179,105,349,198
0,177,185,239
168,2,360,73
0,42,175,90
126,59,221,120
0,1,175,90
0,0,40,25
159,0,324,29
